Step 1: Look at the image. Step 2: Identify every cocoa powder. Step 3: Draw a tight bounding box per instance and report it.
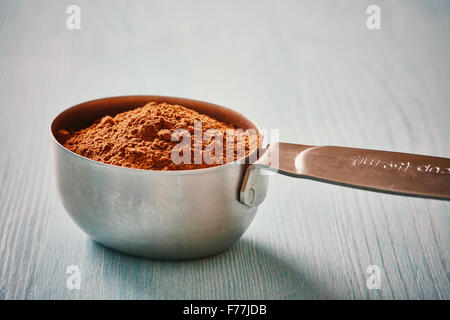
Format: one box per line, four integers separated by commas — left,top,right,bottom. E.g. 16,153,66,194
58,102,258,170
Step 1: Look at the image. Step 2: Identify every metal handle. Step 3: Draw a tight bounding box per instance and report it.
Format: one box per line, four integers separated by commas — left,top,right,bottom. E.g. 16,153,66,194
240,142,450,206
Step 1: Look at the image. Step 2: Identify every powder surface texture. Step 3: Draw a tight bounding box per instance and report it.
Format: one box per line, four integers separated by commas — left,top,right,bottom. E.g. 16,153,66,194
58,102,258,170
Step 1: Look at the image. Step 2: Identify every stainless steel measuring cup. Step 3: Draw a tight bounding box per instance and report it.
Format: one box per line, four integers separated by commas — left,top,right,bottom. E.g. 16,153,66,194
51,96,450,259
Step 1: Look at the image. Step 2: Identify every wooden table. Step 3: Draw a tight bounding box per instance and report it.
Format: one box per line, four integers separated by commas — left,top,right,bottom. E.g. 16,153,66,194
0,0,448,299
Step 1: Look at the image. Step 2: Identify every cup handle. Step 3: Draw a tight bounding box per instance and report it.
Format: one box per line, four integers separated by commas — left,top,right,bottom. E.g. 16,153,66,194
240,142,450,206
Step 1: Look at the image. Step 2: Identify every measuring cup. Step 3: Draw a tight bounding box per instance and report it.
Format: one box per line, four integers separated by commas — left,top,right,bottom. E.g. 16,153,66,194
51,96,450,259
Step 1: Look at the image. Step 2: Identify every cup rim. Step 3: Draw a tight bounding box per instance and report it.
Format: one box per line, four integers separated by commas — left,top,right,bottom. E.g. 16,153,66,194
50,95,263,175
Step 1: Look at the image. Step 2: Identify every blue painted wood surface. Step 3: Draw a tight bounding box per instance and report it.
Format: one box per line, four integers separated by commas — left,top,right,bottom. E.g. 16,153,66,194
0,0,448,299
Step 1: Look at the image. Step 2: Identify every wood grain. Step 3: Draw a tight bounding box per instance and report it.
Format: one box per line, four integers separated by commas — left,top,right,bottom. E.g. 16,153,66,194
0,0,448,299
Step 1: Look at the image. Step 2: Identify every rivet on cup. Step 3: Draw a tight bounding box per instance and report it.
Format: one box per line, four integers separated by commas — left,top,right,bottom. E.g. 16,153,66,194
248,188,255,205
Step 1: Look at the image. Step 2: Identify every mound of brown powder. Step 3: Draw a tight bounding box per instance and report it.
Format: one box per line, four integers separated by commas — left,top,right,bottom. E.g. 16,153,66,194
57,102,258,170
